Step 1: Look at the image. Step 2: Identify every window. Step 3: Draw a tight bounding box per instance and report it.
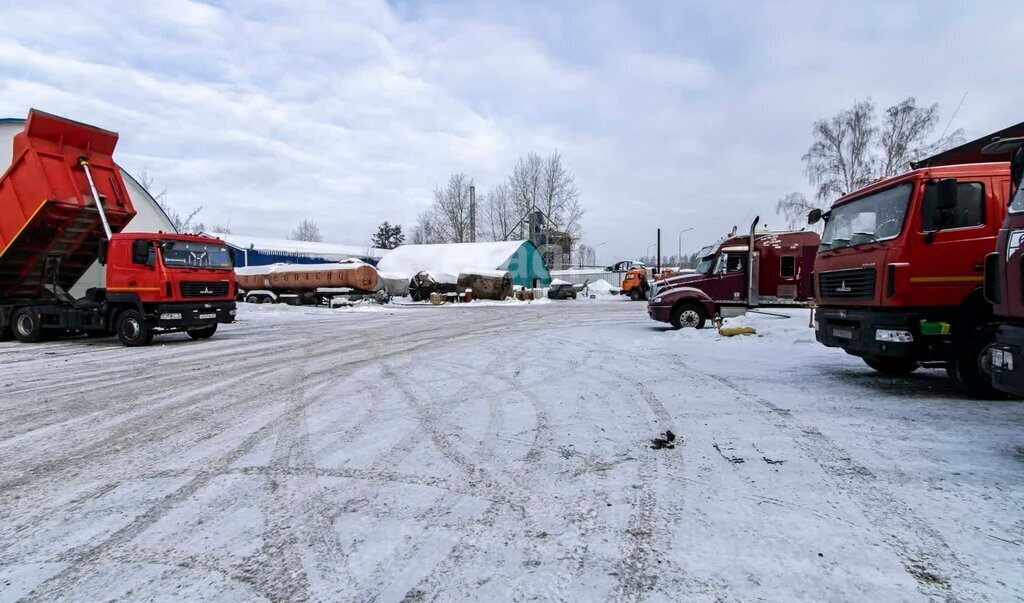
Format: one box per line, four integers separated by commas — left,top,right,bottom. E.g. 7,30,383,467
714,253,745,274
131,240,154,265
921,181,985,231
821,182,913,251
780,256,796,279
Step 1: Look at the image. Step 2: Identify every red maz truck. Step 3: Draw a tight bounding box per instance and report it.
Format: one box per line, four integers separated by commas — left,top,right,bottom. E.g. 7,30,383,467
0,110,237,346
811,123,1024,397
982,136,1024,395
647,217,819,328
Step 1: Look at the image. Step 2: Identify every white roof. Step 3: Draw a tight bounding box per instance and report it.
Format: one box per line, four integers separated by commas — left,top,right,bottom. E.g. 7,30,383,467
376,241,528,279
207,232,387,261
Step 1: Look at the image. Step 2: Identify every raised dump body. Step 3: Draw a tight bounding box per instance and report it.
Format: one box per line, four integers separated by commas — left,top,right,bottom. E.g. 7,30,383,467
0,110,135,299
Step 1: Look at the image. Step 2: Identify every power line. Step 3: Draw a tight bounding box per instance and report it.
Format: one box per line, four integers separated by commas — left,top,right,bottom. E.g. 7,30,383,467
940,91,968,140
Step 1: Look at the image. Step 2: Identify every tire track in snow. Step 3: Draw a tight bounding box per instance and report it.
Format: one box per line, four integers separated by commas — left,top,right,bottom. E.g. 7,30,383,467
16,313,526,601
705,371,986,602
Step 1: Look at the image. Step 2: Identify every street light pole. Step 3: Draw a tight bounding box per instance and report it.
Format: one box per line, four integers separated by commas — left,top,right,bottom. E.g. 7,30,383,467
677,227,694,266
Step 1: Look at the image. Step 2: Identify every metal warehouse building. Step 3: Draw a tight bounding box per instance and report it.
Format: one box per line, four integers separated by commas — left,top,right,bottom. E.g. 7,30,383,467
206,232,387,268
376,240,551,287
0,116,177,297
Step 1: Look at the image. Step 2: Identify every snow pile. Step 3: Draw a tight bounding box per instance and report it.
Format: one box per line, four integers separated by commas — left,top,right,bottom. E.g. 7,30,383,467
583,279,618,296
549,278,572,286
376,241,526,279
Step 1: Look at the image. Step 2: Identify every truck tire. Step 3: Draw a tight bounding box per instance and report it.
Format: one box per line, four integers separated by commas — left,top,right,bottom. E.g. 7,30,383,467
947,323,1003,399
863,357,919,375
187,324,218,340
671,303,707,330
116,309,154,347
245,294,263,304
11,308,44,343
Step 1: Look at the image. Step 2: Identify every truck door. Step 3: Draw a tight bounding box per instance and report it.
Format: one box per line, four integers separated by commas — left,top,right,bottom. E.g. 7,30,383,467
910,178,996,306
107,239,158,298
709,252,748,304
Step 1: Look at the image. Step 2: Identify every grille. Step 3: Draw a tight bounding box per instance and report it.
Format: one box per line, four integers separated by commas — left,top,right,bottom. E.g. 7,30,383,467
180,281,229,298
818,268,875,300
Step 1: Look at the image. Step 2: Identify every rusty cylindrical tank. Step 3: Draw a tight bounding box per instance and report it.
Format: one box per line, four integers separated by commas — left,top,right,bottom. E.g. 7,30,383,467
456,271,513,301
265,264,379,292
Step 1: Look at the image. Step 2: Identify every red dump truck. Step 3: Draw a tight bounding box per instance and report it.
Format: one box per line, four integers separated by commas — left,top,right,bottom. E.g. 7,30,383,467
0,109,237,346
647,218,819,328
810,123,1024,396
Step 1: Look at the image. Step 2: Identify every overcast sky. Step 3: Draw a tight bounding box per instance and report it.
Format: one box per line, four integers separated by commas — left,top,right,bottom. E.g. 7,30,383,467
1,0,1020,262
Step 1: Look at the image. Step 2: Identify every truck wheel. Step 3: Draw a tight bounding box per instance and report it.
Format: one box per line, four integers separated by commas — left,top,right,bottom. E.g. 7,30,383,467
11,308,44,343
863,357,919,375
245,294,263,304
629,288,643,301
187,324,218,340
116,310,154,347
671,303,707,330
947,323,1003,399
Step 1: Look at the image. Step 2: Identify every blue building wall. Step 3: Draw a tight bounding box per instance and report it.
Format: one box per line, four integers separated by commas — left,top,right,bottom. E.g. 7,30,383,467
500,242,551,287
229,247,379,268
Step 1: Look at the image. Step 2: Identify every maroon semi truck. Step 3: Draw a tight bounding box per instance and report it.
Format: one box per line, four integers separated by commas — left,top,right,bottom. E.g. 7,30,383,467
983,136,1024,395
647,218,819,328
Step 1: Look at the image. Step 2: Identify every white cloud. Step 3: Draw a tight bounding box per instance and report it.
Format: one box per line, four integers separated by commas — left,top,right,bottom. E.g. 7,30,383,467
0,0,1020,260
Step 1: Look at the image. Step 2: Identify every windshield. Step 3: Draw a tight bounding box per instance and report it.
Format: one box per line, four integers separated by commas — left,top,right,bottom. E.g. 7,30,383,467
820,182,913,251
160,240,234,270
694,245,715,273
1011,182,1024,214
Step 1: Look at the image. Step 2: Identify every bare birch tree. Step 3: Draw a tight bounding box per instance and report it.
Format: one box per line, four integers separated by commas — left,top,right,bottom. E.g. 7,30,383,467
776,97,965,228
139,171,202,233
289,218,323,242
877,98,965,177
413,172,475,243
540,151,584,242
482,182,517,241
508,152,544,238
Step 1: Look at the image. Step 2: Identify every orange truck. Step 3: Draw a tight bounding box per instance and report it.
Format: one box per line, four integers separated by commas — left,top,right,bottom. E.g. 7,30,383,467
0,110,237,346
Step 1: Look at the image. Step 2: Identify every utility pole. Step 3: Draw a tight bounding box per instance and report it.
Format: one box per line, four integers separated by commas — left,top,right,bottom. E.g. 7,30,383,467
469,185,476,243
656,228,661,277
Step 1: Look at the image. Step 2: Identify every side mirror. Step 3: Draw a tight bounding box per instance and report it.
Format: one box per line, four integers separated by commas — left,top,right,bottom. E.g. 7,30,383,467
935,178,959,211
98,238,108,266
807,208,822,225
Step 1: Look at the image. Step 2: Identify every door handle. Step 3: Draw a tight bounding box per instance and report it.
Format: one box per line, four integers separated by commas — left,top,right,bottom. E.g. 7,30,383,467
973,264,984,273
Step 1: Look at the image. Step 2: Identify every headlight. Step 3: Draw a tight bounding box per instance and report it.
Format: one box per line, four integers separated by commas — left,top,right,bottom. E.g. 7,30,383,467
875,329,913,343
652,296,663,304
991,347,1014,370
160,312,182,320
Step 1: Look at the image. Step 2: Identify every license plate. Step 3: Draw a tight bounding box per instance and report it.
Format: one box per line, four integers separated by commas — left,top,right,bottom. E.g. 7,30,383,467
198,313,217,320
832,327,853,339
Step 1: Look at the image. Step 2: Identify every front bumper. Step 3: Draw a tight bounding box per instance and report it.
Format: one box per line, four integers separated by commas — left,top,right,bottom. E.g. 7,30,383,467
647,303,673,324
990,323,1024,396
814,307,941,361
152,301,236,330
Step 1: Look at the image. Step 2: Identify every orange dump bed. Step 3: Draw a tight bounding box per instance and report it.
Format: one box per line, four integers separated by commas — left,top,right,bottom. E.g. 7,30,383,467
0,110,135,299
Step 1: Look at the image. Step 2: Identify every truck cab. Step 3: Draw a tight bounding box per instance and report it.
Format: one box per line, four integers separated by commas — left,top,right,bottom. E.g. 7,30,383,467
647,221,818,329
811,160,1012,395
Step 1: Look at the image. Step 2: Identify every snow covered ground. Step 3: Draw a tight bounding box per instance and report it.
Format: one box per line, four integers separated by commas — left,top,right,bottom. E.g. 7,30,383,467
1,301,1022,601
